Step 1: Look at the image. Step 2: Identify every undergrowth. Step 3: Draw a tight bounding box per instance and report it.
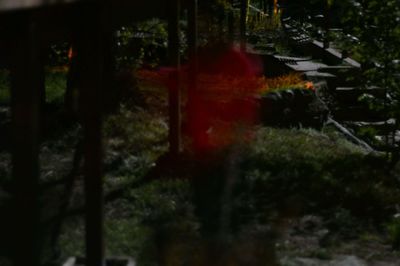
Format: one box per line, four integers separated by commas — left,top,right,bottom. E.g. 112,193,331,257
58,118,400,265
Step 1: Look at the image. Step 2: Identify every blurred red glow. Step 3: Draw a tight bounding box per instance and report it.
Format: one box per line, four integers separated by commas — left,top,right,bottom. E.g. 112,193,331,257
186,43,263,153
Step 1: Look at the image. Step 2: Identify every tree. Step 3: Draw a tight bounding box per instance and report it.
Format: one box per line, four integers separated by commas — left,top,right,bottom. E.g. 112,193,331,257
342,0,400,163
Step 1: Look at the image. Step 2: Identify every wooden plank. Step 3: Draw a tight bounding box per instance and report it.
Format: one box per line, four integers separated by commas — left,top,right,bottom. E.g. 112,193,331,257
10,15,43,266
0,0,85,11
0,0,167,23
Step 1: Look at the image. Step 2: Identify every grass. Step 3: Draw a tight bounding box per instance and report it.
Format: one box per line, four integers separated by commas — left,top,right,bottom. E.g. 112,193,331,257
54,70,400,264
58,112,400,264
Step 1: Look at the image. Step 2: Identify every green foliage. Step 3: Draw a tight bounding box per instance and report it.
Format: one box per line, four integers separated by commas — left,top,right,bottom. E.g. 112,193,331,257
358,93,386,112
386,215,400,250
108,180,198,266
115,19,169,69
58,219,85,259
48,42,70,67
356,126,378,144
239,127,398,221
104,104,168,161
130,180,197,232
45,70,67,104
0,70,9,104
105,218,151,257
342,1,400,102
340,0,400,161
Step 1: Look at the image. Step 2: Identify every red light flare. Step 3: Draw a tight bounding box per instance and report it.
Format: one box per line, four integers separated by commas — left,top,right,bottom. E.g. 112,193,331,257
185,43,263,153
68,45,77,61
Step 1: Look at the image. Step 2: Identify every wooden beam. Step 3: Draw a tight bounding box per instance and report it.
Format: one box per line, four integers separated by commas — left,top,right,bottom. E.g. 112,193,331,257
228,0,234,41
10,14,42,266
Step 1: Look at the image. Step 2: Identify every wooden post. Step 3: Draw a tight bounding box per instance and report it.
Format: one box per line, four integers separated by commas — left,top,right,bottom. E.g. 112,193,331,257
10,15,42,266
262,0,267,14
267,0,274,16
188,0,198,88
75,4,108,266
168,0,181,155
228,0,234,41
187,0,198,137
240,0,248,51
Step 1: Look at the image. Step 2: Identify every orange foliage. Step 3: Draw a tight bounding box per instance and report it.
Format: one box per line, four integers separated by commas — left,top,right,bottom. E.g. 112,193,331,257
260,73,314,94
135,68,314,152
195,74,266,100
136,70,313,96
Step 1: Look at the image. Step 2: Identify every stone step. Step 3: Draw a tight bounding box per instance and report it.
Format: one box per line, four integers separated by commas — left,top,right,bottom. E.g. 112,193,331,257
326,76,362,89
318,65,360,76
246,51,292,77
304,71,336,80
318,66,362,88
374,133,400,150
334,87,386,105
333,106,387,122
274,55,312,63
341,121,399,152
285,60,328,72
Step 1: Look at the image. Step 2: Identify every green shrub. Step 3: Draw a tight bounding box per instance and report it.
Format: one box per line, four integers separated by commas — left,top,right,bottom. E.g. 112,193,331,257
45,71,67,104
238,127,398,221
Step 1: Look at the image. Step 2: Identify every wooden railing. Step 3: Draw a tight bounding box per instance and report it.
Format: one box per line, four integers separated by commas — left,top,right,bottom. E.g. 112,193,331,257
0,0,197,265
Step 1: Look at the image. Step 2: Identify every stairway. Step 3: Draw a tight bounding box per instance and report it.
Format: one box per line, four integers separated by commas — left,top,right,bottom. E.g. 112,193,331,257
253,19,399,153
